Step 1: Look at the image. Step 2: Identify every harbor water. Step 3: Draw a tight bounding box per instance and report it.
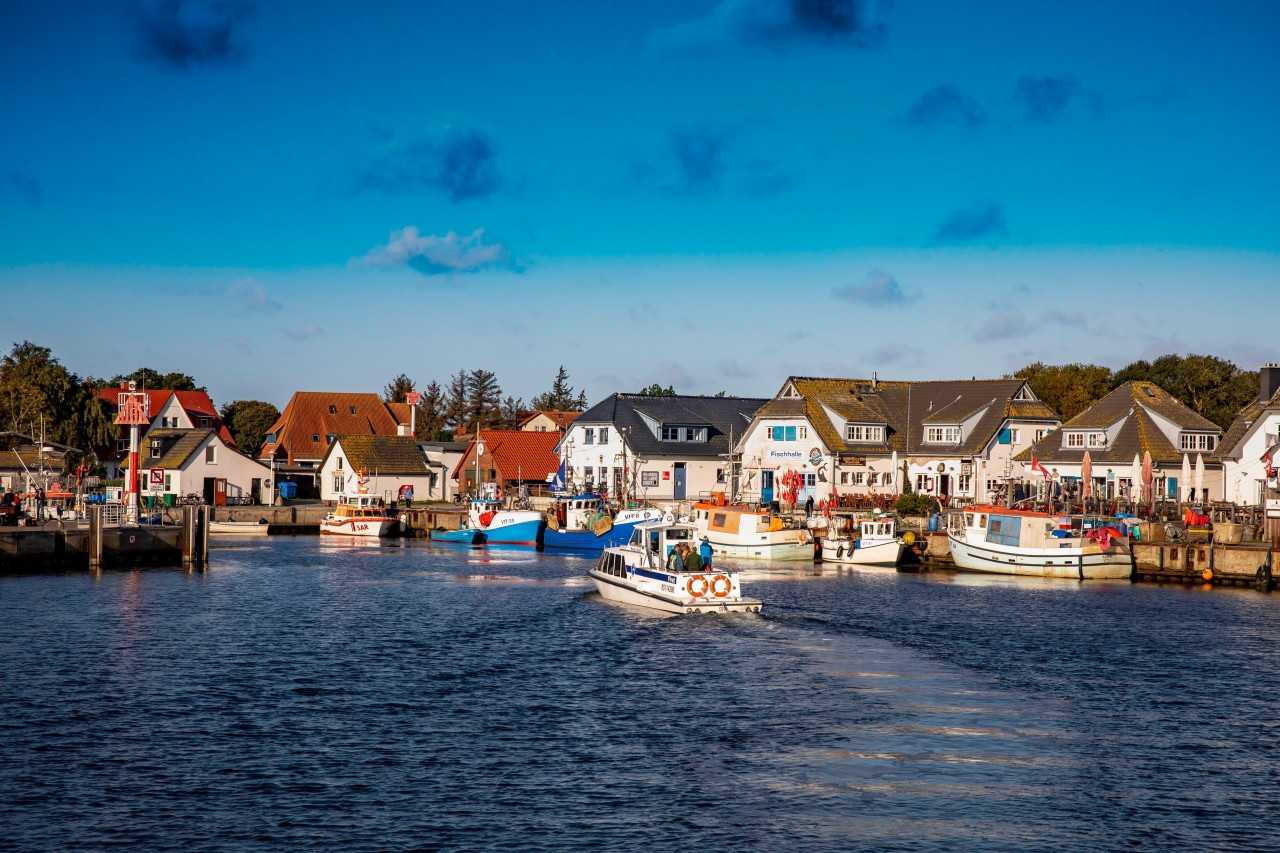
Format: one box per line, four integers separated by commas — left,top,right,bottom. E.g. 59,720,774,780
2,539,1279,851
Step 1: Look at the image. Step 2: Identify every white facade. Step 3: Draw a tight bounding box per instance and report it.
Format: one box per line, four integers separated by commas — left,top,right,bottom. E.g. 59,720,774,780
560,421,629,498
735,415,836,505
559,421,729,503
140,433,272,503
317,438,434,505
1221,413,1280,506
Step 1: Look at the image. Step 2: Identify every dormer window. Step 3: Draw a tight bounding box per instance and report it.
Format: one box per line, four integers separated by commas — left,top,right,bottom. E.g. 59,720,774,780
661,425,707,442
1088,432,1106,448
925,426,961,443
326,434,336,445
1180,433,1216,451
312,434,320,442
845,424,884,442
200,418,209,428
329,405,337,414
150,439,162,458
349,406,357,414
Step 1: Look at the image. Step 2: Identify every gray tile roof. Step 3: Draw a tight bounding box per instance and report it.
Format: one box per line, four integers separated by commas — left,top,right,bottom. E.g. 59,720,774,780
576,394,769,459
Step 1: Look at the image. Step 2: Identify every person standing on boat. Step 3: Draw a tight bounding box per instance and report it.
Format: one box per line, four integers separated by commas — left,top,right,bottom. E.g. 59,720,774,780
683,543,704,573
667,543,684,573
699,537,713,570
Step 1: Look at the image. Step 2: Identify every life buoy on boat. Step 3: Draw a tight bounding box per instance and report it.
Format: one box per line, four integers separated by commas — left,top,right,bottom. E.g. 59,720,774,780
710,575,731,597
479,510,496,527
686,575,710,598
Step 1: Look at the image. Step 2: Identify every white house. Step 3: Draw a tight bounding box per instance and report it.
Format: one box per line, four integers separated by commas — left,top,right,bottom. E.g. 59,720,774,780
139,428,273,505
317,435,433,505
737,376,1061,505
1213,365,1280,506
558,394,769,504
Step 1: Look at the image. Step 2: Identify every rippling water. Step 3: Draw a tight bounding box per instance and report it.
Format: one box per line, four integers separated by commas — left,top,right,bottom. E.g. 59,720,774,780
2,538,1279,851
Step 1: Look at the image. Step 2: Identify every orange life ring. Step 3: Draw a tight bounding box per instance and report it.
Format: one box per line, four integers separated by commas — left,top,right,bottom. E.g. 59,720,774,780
686,575,710,598
710,574,731,597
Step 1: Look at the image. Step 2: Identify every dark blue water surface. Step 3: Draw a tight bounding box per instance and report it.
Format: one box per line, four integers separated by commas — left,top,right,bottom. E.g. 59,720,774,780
2,538,1279,852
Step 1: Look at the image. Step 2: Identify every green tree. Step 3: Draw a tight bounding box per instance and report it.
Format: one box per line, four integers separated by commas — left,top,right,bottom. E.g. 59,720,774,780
637,383,676,397
0,341,79,444
383,373,414,404
1013,362,1114,421
220,400,281,455
531,365,585,411
443,370,470,434
414,380,446,440
108,367,202,391
1114,354,1257,428
498,394,526,429
465,369,503,432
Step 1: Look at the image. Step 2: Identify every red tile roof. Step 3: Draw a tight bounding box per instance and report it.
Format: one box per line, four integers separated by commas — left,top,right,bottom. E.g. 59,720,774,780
94,386,236,451
260,392,404,464
451,429,560,483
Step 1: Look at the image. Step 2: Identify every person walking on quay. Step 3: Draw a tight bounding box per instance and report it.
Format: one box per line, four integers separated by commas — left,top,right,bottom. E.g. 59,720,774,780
699,536,713,570
804,494,814,519
684,542,704,573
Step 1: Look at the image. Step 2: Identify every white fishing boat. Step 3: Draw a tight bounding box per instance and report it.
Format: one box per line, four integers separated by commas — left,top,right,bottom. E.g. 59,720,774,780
209,519,271,536
946,504,1132,580
690,499,813,561
589,520,763,614
821,514,904,567
320,472,396,537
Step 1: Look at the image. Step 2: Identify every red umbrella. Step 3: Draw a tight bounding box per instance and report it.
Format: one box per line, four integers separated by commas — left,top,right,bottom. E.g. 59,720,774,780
1081,451,1093,500
1141,450,1153,506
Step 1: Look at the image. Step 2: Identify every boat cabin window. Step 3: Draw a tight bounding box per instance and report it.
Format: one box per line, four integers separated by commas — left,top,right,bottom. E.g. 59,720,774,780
666,528,691,541
649,531,661,553
965,513,975,527
629,528,644,547
712,512,727,527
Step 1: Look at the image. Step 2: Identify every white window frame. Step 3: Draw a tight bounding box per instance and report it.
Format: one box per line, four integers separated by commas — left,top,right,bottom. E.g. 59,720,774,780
599,427,609,444
925,426,960,443
583,428,595,445
1066,432,1084,448
1008,428,1021,444
205,445,217,464
1087,432,1106,448
845,424,885,442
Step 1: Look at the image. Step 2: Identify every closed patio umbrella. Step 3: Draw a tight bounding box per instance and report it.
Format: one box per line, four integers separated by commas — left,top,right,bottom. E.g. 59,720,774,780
1194,453,1205,503
1142,450,1153,507
890,450,899,495
1181,453,1191,503
1131,453,1142,502
1081,451,1093,500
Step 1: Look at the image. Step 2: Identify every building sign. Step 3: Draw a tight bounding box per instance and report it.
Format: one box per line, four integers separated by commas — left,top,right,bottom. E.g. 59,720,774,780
807,447,823,466
1267,499,1280,519
406,392,421,405
837,454,866,466
661,471,670,481
766,448,805,462
961,462,972,476
641,471,659,487
149,468,165,489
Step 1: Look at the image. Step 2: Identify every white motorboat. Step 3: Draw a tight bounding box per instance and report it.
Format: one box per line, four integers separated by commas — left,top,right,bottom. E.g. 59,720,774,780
821,514,904,567
320,474,397,537
209,519,271,536
946,504,1132,579
589,520,763,614
690,499,813,561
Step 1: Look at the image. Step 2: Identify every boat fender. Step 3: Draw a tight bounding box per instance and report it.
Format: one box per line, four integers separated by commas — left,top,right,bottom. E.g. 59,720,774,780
836,546,844,559
686,575,710,598
710,575,732,597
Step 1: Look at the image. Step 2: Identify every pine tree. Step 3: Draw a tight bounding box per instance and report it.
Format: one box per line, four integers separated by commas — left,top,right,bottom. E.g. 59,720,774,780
443,370,470,434
498,395,527,429
530,365,584,411
383,373,415,404
415,380,446,439
465,369,503,432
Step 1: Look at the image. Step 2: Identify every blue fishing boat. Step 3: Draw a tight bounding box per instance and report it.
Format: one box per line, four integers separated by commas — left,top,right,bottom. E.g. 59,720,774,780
541,493,665,553
431,526,485,544
467,499,544,546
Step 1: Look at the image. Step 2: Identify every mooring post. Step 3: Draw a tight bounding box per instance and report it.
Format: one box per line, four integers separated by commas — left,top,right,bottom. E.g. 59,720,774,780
1078,552,1084,581
88,504,103,570
199,505,209,567
1129,539,1138,583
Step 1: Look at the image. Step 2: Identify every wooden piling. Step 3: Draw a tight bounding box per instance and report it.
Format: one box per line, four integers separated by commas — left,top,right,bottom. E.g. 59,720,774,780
88,505,103,570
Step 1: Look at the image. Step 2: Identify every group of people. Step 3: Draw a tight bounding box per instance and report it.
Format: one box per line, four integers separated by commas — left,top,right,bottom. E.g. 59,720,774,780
667,537,714,573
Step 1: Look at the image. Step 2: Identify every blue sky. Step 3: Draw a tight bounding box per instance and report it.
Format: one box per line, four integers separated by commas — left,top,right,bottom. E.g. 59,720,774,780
2,0,1278,409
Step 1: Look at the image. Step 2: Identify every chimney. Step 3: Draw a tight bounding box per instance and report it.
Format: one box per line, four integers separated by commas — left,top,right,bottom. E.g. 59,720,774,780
871,371,877,390
1261,364,1280,403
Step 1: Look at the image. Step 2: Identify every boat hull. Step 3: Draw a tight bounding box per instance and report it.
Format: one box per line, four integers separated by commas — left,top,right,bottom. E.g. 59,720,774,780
432,528,484,544
480,517,543,547
947,532,1131,579
588,568,763,614
821,538,903,566
542,518,652,552
208,521,270,536
320,517,396,537
705,539,814,561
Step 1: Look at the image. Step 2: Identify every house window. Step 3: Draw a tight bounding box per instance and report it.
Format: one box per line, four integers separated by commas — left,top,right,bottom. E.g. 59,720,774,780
116,439,128,453
1180,433,1217,451
798,426,807,439
150,439,162,457
165,474,172,491
915,474,933,492
867,472,878,486
349,406,356,414
853,472,866,486
205,446,216,464
839,471,849,485
925,427,960,443
768,426,798,441
1034,428,1049,443
1087,432,1106,448
200,418,209,428
333,475,344,492
311,434,320,442
1008,429,1020,444
584,428,595,445
845,425,884,442
337,457,343,470
326,434,335,445
599,428,609,444
266,433,276,444
716,468,726,483
1066,432,1084,448
661,427,679,441
584,465,593,482
957,474,972,494
329,405,337,414
684,427,705,441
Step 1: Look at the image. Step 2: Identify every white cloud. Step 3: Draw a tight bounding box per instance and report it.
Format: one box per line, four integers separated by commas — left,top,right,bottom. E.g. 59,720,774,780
361,227,516,276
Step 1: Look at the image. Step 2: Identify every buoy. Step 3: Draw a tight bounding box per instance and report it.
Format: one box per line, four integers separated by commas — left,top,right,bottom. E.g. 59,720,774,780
1201,568,1213,582
902,531,916,546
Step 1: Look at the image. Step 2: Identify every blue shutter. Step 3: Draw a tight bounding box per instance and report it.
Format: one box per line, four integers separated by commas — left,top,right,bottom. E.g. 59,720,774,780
1166,477,1178,498
785,426,796,441
998,428,1012,445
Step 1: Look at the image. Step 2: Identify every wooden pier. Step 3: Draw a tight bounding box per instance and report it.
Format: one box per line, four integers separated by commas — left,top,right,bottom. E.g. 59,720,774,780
1,505,209,573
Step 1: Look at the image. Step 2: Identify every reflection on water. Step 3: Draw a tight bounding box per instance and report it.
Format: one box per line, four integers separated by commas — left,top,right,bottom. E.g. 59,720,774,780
1,539,1278,851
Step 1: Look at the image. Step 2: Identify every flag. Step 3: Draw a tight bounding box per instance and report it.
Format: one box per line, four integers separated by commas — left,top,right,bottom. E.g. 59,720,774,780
1030,443,1050,479
1265,452,1275,479
550,460,566,493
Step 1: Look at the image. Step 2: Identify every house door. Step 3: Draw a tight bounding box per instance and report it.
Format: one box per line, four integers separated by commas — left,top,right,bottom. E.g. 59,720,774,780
673,463,686,500
203,477,215,505
761,470,774,505
798,473,817,504
938,474,950,497
250,478,261,504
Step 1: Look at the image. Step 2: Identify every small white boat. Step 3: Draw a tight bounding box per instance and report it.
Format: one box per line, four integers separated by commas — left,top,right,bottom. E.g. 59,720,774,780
691,500,813,561
589,520,763,614
209,519,271,536
320,476,396,538
946,504,1132,579
821,514,904,567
